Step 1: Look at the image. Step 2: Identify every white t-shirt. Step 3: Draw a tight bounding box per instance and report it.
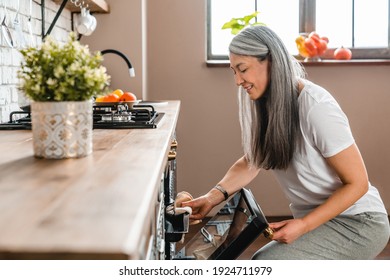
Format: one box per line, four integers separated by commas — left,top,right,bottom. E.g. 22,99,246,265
272,80,387,218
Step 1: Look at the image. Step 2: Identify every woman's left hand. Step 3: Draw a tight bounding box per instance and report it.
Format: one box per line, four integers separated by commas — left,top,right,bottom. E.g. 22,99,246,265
268,219,309,244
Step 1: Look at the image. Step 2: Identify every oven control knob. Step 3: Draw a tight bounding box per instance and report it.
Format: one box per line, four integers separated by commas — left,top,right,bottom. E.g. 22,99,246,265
171,139,178,149
168,150,177,161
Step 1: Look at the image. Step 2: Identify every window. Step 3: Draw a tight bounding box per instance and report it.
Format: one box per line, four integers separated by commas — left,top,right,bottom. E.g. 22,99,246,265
207,0,390,61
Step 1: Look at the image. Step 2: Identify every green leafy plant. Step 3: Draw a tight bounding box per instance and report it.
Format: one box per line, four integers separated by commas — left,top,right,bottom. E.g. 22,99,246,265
18,33,110,102
222,11,265,35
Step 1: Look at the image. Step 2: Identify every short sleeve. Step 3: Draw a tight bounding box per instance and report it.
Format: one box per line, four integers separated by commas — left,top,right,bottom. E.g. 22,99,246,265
307,101,355,158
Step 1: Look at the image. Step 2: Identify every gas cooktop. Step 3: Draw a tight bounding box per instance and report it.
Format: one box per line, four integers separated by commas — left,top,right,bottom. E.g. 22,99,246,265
0,104,164,130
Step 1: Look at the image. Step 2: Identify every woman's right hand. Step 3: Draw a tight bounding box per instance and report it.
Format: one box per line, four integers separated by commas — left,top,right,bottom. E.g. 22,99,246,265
181,188,226,220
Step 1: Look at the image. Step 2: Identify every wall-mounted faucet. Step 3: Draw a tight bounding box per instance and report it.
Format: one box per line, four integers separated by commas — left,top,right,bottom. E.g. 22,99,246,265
100,49,135,77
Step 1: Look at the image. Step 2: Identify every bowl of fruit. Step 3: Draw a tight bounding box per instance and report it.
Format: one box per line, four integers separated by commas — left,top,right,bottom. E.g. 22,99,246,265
295,32,329,61
95,89,139,108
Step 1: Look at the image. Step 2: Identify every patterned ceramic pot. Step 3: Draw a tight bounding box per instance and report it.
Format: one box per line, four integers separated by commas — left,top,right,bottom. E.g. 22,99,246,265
31,100,93,159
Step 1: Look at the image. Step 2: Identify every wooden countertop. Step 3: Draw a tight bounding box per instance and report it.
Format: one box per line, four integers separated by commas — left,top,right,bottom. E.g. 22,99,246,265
0,101,180,259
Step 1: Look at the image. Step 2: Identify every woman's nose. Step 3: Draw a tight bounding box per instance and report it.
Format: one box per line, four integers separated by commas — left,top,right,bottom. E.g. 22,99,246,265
234,74,244,86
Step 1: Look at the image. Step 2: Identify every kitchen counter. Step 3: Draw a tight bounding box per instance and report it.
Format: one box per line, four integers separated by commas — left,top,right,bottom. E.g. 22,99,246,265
0,101,180,259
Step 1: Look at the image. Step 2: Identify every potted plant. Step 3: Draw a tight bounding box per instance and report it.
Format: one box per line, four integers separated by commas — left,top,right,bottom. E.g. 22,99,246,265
18,33,110,159
222,11,264,35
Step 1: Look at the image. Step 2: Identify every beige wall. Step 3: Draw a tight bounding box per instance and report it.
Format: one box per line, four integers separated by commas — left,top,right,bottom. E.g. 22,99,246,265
85,0,390,216
81,0,145,99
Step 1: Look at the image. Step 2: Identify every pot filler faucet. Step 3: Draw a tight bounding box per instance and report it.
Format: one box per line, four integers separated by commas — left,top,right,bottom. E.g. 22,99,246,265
100,49,135,77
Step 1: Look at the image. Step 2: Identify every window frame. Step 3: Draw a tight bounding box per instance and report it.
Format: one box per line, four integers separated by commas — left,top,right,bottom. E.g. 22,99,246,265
207,0,390,61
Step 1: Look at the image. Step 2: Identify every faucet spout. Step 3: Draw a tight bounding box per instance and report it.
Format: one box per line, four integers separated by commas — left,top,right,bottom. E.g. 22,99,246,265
100,49,135,77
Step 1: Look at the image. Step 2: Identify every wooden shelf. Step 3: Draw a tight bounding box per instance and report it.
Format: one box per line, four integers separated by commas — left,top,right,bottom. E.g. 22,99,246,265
52,0,110,13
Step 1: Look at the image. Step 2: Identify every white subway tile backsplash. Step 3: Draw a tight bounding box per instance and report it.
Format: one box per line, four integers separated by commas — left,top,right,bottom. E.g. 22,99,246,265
1,48,12,65
0,85,11,101
11,87,19,103
2,67,14,84
0,0,73,123
11,49,22,66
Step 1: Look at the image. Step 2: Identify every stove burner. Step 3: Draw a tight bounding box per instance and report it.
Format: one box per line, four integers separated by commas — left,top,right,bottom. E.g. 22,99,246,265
0,104,164,130
92,104,164,129
101,113,133,122
0,111,32,130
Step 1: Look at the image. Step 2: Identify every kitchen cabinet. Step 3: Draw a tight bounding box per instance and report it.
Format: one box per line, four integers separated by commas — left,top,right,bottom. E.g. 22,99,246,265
0,101,180,259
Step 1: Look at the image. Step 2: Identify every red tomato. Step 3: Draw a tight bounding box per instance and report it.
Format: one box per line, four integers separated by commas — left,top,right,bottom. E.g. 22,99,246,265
334,47,352,60
321,36,329,43
308,32,321,44
316,39,328,55
304,38,318,57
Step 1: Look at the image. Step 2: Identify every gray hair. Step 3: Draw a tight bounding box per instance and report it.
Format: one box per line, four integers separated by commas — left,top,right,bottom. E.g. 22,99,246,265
229,25,306,170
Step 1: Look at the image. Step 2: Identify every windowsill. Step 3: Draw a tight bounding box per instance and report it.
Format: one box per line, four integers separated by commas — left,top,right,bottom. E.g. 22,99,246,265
206,59,390,67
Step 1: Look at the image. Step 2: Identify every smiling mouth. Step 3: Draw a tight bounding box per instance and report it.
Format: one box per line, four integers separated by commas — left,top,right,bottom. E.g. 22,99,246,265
243,85,253,92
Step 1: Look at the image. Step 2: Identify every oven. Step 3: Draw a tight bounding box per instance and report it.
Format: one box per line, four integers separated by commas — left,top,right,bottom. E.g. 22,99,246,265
161,137,188,260
159,137,273,260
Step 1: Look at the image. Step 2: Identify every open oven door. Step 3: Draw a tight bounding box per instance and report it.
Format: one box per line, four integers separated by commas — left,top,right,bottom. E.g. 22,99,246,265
173,188,272,260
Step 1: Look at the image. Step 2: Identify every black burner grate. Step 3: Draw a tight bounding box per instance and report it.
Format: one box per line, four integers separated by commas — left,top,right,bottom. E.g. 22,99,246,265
0,104,164,130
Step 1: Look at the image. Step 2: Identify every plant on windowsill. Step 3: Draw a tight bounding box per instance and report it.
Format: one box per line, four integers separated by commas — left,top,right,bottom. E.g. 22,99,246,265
221,11,265,35
17,32,110,159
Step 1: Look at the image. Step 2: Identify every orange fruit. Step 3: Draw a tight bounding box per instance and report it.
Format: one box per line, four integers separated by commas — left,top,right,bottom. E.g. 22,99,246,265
119,92,137,102
112,89,124,98
103,93,120,102
95,96,105,102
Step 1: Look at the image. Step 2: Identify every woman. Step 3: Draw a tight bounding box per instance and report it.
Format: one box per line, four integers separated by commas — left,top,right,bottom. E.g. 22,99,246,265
182,26,389,259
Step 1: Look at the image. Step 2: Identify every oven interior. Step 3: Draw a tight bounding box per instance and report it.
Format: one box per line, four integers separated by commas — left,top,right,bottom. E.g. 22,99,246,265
170,188,270,260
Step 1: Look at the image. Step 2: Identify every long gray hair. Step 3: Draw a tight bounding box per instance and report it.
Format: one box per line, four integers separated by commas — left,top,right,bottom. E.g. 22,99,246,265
229,26,306,170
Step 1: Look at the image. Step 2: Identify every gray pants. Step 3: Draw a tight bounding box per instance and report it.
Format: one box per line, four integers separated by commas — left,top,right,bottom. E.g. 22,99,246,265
252,212,390,260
